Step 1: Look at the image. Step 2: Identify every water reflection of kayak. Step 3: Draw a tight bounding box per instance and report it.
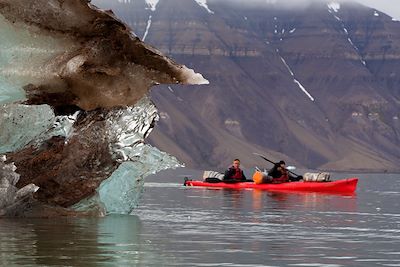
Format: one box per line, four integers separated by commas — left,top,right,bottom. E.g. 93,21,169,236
184,178,358,194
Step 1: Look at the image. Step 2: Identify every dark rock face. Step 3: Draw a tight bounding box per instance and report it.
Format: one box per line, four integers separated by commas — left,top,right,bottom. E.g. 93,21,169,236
94,0,400,171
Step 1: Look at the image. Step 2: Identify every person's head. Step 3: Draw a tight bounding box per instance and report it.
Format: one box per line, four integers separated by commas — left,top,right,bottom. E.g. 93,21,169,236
275,160,285,169
233,159,241,168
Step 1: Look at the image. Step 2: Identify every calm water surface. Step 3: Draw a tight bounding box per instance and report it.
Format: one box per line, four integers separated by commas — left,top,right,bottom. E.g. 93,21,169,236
1,170,400,266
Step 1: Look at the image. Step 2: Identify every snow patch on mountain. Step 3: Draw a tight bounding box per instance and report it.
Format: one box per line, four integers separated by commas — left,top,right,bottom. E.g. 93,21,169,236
328,8,366,66
374,11,379,17
327,2,340,13
279,56,314,102
280,57,294,76
334,15,341,21
194,0,214,14
346,34,365,65
294,79,315,102
347,38,356,48
143,15,152,41
145,0,159,11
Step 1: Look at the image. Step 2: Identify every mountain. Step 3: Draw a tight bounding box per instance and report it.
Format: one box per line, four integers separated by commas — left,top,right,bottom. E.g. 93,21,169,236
93,0,400,172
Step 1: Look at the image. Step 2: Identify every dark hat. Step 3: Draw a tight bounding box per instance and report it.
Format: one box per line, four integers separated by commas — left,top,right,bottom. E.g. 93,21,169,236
278,160,286,165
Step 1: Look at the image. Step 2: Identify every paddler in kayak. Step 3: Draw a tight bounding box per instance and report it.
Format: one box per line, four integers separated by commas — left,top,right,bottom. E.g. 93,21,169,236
270,161,304,182
223,159,247,183
268,160,291,183
254,160,302,184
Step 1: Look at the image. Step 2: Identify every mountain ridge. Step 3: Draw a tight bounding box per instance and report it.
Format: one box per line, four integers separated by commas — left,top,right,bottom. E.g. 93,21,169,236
94,0,400,172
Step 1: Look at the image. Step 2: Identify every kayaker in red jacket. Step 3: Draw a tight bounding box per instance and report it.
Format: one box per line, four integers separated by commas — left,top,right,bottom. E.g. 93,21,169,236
223,159,247,182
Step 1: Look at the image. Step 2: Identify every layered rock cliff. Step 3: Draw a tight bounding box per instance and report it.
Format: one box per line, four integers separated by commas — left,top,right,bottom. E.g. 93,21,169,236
94,0,400,172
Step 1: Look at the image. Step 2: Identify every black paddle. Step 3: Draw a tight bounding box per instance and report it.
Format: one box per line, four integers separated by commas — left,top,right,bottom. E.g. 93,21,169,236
253,152,301,177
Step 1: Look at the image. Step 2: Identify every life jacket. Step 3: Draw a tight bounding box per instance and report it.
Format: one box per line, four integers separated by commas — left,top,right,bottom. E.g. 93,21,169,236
268,167,289,183
231,168,244,180
272,174,289,183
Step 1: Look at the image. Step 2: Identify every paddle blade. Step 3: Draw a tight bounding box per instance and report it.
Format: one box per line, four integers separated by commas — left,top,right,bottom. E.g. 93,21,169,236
287,166,296,171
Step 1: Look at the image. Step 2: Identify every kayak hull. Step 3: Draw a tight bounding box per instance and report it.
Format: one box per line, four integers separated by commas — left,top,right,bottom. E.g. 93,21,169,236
184,178,358,193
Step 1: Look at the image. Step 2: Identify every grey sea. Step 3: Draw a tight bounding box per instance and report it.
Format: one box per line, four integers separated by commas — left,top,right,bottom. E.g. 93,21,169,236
1,169,400,267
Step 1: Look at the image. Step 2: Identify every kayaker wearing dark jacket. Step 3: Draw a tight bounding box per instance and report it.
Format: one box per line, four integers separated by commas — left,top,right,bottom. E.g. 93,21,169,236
223,159,247,182
268,160,290,183
267,160,303,183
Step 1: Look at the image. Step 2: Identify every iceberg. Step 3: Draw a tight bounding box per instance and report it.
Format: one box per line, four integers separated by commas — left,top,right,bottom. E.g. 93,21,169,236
73,97,182,215
74,146,181,215
0,0,206,216
0,155,39,216
0,104,55,153
0,0,208,111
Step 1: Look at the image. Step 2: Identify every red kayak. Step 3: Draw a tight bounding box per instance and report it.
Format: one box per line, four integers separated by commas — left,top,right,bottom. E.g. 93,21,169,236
184,178,358,193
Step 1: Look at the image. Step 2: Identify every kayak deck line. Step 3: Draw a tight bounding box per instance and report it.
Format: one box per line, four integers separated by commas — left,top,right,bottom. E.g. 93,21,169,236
184,178,358,194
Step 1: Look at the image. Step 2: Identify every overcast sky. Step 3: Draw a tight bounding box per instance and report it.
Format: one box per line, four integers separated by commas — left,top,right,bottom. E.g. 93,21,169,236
102,0,400,19
209,0,400,19
359,0,400,19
